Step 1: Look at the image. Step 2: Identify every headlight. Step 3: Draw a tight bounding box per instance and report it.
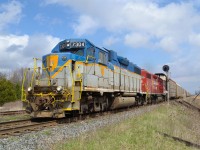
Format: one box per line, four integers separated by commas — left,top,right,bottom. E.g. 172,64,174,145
56,86,63,92
27,87,32,92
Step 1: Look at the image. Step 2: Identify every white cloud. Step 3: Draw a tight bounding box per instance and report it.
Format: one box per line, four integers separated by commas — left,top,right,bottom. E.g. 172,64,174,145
103,36,120,46
0,34,60,71
73,15,98,37
159,37,179,52
34,13,62,25
0,1,62,72
0,34,28,50
44,0,200,93
124,33,150,48
189,33,200,48
44,0,200,51
23,34,60,58
0,1,22,31
0,34,29,69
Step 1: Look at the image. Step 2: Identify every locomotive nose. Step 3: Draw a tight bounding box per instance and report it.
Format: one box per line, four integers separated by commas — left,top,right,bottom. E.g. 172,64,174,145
44,54,58,72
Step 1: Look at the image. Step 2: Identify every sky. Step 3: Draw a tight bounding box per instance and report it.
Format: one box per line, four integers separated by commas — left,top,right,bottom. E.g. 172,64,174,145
0,0,200,93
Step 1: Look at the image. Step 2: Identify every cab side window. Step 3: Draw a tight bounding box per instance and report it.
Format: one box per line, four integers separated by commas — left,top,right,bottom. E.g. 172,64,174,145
98,51,107,65
87,47,95,57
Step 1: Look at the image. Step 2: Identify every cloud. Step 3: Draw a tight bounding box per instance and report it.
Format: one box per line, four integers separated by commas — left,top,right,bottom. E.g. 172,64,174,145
0,34,29,69
34,13,62,25
0,1,62,72
0,34,60,71
0,1,22,31
189,33,200,48
43,0,200,93
124,33,150,48
44,0,200,51
103,36,120,46
158,36,179,52
73,15,98,37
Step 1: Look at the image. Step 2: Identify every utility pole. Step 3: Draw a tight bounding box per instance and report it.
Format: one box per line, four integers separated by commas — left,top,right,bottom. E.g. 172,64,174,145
163,65,170,104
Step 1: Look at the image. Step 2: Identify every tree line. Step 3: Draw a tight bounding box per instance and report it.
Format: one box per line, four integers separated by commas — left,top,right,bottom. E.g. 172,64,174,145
0,68,25,106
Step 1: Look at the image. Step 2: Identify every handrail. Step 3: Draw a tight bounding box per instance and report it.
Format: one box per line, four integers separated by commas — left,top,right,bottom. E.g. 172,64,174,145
21,68,28,101
86,55,95,63
21,58,84,106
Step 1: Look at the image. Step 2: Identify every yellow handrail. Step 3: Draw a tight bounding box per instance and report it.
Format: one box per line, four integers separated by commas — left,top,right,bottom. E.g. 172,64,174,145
86,55,95,63
21,68,28,101
21,58,84,106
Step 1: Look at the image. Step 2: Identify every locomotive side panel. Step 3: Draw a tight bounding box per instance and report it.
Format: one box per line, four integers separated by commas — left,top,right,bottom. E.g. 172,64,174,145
124,69,130,92
108,68,114,89
120,68,125,91
152,75,158,94
113,66,120,91
141,70,152,94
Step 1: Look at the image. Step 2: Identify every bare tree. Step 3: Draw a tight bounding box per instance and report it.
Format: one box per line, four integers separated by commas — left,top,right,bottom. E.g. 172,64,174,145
9,68,24,85
0,72,6,79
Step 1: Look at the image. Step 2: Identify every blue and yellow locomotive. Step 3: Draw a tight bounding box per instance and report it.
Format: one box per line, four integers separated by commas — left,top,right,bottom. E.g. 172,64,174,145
22,39,144,118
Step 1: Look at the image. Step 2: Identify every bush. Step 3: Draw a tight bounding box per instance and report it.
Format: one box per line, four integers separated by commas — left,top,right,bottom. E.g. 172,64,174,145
0,78,18,106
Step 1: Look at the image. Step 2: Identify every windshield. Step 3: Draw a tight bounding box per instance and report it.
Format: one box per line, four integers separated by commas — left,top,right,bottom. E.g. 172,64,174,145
60,48,84,56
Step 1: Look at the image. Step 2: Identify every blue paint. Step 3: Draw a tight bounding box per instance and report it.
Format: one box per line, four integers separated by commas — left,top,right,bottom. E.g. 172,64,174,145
43,39,141,76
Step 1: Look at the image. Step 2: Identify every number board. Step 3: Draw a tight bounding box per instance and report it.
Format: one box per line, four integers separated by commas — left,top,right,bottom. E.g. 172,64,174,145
60,41,85,50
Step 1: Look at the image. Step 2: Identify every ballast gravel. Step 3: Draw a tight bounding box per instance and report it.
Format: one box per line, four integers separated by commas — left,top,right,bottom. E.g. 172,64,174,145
0,104,162,150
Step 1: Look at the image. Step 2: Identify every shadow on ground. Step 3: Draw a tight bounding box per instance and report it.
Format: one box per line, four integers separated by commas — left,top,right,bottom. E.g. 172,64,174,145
158,131,200,149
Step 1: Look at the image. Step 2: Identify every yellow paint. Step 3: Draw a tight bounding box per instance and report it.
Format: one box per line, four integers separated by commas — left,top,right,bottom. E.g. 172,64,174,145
113,65,140,76
100,65,105,76
46,55,58,72
76,61,84,65
63,108,80,111
51,60,72,79
76,62,83,78
51,61,138,79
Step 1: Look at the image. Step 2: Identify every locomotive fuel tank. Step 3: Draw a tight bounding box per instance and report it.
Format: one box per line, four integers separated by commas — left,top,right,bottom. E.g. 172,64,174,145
111,97,136,109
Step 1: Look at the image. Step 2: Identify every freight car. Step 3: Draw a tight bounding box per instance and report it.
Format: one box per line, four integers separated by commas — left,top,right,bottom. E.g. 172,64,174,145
21,39,187,118
155,74,188,99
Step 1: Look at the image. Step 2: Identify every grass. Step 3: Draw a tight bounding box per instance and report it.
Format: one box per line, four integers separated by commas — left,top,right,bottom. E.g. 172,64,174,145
54,101,200,150
0,114,30,122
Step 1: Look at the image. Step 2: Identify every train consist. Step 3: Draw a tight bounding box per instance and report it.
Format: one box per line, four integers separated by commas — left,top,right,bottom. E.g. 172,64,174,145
21,39,190,118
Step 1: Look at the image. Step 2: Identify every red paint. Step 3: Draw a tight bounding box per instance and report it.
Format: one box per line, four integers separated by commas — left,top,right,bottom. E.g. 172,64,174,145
141,69,164,94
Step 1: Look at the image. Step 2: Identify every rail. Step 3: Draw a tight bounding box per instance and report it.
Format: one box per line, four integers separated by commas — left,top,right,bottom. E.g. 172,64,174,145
0,110,25,116
0,100,167,138
0,119,56,138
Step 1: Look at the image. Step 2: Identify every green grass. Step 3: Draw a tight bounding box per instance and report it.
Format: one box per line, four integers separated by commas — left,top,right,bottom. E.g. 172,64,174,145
54,102,200,150
0,114,30,122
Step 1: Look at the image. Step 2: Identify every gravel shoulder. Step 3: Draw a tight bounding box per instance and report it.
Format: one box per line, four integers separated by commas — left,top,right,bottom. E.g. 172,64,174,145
0,100,23,112
0,103,163,150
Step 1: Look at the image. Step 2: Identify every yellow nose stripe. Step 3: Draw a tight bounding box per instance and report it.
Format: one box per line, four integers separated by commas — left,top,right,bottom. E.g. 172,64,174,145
46,55,58,72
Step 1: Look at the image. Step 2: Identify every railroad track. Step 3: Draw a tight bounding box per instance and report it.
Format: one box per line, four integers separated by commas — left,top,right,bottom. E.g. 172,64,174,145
0,110,133,138
0,101,168,138
175,99,200,112
0,119,57,138
0,110,26,116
